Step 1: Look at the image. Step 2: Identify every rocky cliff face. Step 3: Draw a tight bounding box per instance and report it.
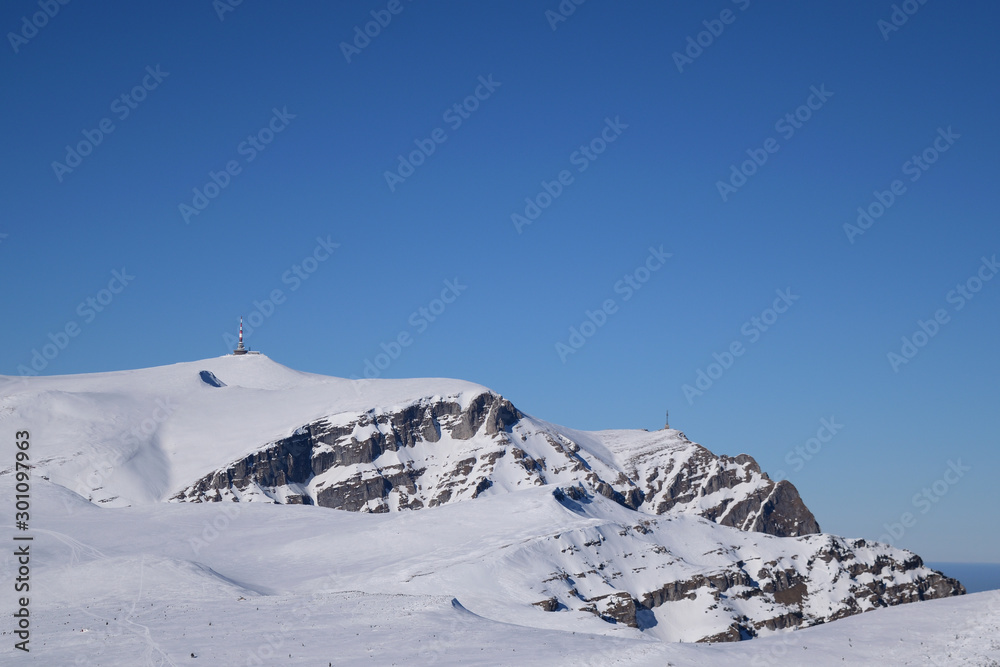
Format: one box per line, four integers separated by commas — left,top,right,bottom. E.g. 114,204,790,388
167,387,963,642
526,489,965,642
3,352,965,646
171,390,815,537
614,436,821,537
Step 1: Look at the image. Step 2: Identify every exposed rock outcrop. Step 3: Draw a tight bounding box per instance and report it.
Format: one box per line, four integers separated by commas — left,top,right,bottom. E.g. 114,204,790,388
171,390,818,542
167,386,964,642
627,445,820,536
530,517,964,643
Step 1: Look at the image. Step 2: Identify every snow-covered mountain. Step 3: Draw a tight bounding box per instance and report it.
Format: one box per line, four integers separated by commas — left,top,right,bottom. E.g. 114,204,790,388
171,378,819,540
0,355,966,651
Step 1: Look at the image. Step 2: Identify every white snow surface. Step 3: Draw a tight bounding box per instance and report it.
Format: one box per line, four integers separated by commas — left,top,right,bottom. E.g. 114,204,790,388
0,479,995,665
0,356,993,664
1,354,489,506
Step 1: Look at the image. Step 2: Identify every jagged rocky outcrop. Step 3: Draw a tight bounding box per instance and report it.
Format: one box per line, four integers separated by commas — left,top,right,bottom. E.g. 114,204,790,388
528,493,965,642
650,450,820,537
603,431,820,536
168,386,964,642
171,390,815,538
5,351,964,646
173,392,528,511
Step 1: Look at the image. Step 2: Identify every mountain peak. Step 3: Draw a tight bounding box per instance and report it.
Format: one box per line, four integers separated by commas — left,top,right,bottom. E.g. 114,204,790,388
0,356,964,642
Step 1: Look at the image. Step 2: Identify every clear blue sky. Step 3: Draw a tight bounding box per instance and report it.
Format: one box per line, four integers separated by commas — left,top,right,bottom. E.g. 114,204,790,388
2,1,998,563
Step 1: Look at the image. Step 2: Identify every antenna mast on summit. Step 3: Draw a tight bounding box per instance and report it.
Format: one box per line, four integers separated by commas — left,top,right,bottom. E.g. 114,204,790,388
233,316,247,355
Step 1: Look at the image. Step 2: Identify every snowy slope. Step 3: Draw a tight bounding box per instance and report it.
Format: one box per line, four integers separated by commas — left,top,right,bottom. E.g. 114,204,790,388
3,354,815,539
1,355,488,507
0,355,969,654
0,477,993,665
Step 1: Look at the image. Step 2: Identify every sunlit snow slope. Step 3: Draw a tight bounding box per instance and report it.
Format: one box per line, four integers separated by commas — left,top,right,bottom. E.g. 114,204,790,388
0,355,968,652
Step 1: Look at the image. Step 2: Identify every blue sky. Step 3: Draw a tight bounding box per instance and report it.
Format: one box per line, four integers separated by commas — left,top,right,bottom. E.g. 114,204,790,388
2,1,998,563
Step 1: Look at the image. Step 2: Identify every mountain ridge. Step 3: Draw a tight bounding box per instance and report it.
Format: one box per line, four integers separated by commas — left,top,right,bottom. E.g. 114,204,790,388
0,354,965,642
